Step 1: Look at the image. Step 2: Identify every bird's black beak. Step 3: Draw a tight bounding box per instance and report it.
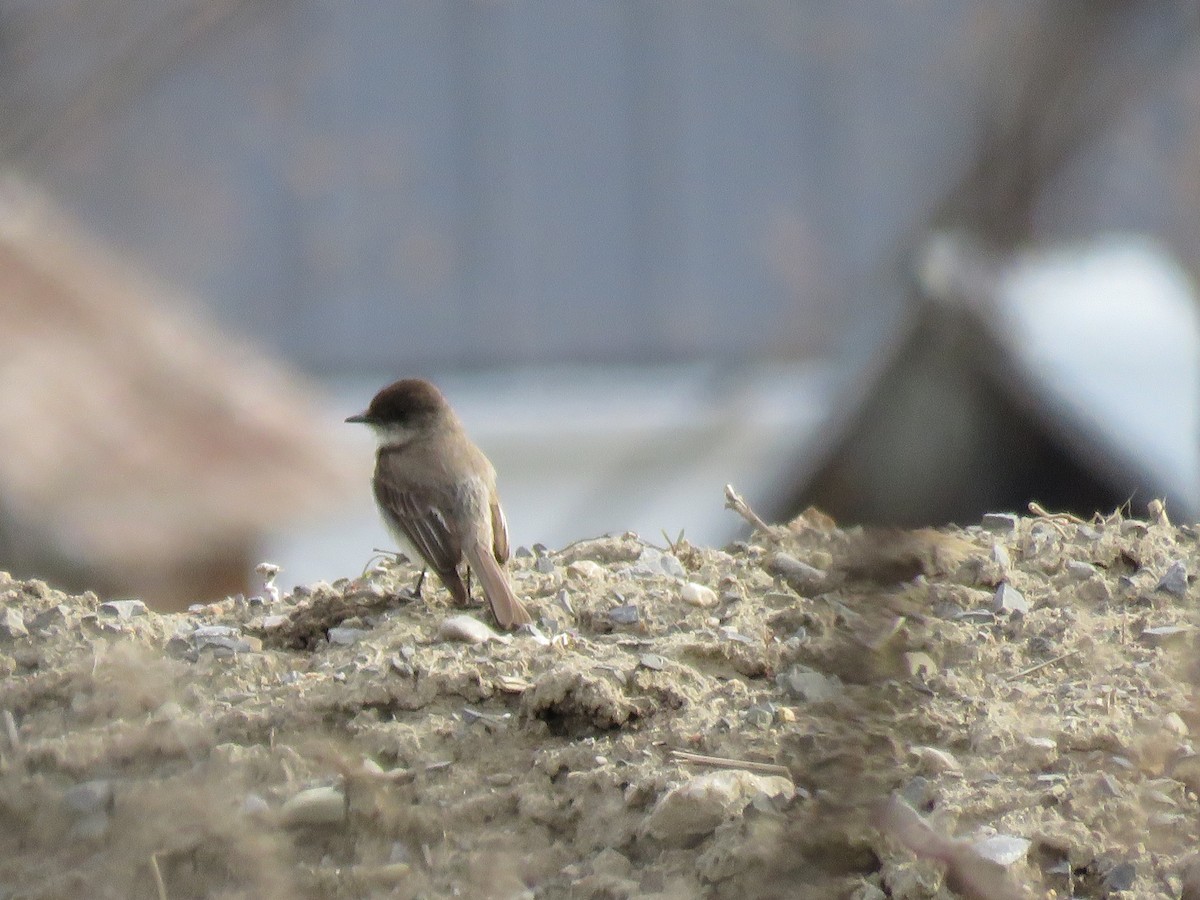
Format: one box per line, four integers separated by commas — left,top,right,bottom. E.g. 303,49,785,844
345,412,372,424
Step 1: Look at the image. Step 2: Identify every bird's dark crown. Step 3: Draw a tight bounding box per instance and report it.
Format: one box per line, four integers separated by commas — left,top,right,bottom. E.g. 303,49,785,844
352,378,449,425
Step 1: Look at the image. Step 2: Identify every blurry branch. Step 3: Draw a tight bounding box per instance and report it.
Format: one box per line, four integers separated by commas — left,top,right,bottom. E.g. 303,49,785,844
0,0,267,170
929,0,1200,250
871,793,1027,900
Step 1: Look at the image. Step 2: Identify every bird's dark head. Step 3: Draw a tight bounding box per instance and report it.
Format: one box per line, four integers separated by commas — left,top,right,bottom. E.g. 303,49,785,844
346,378,452,445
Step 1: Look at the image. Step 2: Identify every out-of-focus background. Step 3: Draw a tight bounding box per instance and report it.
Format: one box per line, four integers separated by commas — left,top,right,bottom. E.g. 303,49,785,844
2,0,1199,607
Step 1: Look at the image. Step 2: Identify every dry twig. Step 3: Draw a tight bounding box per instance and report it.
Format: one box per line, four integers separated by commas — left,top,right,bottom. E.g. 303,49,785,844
1005,649,1080,681
724,484,773,533
149,853,168,900
669,749,792,780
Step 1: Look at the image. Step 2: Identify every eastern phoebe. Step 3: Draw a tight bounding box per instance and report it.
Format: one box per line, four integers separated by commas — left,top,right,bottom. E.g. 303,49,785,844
346,378,533,630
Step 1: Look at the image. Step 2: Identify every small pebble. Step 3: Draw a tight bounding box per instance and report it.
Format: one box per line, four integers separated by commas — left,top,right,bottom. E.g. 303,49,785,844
973,834,1031,866
1140,624,1193,646
766,553,826,594
990,543,1011,569
954,609,994,622
1157,561,1189,597
32,605,69,630
1077,579,1111,603
641,770,794,844
0,607,27,638
911,746,961,774
718,626,755,645
62,780,114,815
776,665,841,703
1120,520,1148,537
555,588,574,615
438,615,502,645
624,547,686,579
151,700,184,723
680,582,717,608
981,513,1019,533
328,627,370,646
608,604,640,626
900,775,934,808
903,652,936,679
1102,861,1137,892
280,786,346,827
638,653,666,671
70,811,110,841
99,599,147,618
1164,712,1189,736
992,583,1029,616
241,793,271,817
191,626,260,653
1065,560,1096,581
743,705,775,729
567,561,605,581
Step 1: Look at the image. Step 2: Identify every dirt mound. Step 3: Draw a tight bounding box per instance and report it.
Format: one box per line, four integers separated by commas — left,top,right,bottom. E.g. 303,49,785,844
2,503,1199,898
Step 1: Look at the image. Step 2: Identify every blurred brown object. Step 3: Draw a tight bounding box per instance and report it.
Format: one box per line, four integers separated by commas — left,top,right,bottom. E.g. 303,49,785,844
0,182,352,609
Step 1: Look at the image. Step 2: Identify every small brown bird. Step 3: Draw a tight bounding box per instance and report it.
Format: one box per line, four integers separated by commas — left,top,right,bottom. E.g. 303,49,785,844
346,379,533,630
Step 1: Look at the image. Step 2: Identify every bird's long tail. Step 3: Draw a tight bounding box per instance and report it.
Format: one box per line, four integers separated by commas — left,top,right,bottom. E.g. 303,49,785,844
465,543,533,630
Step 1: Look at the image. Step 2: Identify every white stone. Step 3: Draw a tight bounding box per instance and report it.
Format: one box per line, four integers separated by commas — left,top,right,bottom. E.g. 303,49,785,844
680,582,718,608
642,770,794,844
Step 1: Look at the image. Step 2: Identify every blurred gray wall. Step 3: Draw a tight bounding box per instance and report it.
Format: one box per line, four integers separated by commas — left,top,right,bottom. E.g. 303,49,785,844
3,0,1198,373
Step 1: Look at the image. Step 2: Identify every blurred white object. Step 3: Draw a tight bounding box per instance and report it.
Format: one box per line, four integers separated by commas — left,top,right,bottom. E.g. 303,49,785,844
922,231,1200,517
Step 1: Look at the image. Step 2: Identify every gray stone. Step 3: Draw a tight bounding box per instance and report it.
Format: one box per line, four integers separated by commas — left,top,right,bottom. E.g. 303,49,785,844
743,705,775,729
100,599,147,619
32,605,69,630
0,607,27,638
776,665,841,703
624,547,686,579
555,588,574,615
608,604,640,626
1065,560,1097,582
1157,561,1189,597
1140,624,1193,646
328,627,370,646
981,513,1019,533
191,625,260,653
993,583,1029,616
641,770,794,844
990,543,1011,569
767,553,826,594
954,609,995,622
1102,861,1137,893
638,653,666,671
62,780,114,815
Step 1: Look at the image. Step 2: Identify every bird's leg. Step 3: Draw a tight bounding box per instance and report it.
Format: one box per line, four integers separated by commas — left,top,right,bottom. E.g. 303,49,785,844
411,567,427,600
465,566,474,603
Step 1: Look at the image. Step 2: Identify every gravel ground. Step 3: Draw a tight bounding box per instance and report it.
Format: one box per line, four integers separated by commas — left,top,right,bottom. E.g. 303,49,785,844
2,497,1199,899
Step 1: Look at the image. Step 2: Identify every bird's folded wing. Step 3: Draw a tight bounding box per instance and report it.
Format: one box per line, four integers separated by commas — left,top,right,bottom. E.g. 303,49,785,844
374,477,462,574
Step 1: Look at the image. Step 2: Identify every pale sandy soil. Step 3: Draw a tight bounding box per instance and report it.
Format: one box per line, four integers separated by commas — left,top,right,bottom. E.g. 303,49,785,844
2,501,1199,899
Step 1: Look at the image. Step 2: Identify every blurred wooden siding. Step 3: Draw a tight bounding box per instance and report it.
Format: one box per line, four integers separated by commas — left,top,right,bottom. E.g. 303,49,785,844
0,186,356,608
0,1,1001,371
2,1,1197,373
